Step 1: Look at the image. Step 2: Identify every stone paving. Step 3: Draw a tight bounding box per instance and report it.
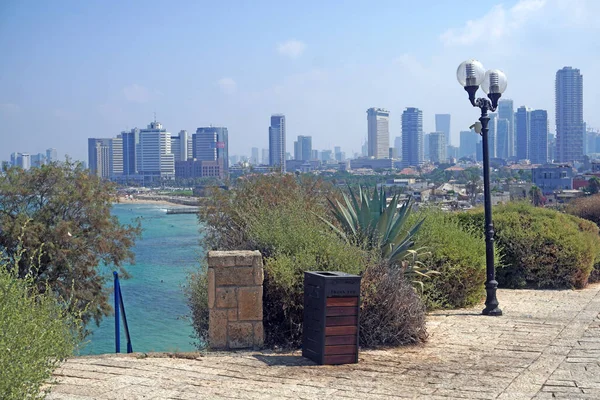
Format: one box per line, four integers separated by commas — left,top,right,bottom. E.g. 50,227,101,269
47,285,600,399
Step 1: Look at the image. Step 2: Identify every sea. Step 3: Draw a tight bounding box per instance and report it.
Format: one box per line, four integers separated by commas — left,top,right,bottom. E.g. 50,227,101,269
80,203,201,355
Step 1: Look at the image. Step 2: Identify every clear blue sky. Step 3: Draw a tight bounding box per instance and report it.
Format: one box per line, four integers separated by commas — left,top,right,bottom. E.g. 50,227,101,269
1,0,599,162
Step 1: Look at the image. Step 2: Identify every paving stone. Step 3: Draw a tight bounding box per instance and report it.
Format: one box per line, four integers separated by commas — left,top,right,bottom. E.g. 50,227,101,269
48,284,600,399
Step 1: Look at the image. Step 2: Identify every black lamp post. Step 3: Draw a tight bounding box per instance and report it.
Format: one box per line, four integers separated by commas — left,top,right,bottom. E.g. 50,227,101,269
456,59,507,316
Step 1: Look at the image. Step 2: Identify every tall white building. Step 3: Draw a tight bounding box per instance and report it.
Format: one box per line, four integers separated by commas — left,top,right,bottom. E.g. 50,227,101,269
269,114,286,170
88,138,112,178
110,137,123,177
429,132,446,164
367,108,390,159
556,67,584,163
171,130,192,162
137,121,175,180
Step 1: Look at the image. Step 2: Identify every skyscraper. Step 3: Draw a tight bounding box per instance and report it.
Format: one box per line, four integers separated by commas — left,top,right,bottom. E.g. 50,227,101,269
435,114,451,147
261,149,269,165
515,106,531,161
429,132,446,164
88,138,111,178
488,113,497,158
498,99,515,157
137,121,175,181
251,147,259,165
119,128,140,176
269,114,286,171
293,135,312,161
110,137,123,177
496,119,509,160
367,108,390,159
556,67,584,163
530,110,549,164
46,148,57,163
401,107,423,168
459,130,478,160
193,127,229,177
394,136,402,161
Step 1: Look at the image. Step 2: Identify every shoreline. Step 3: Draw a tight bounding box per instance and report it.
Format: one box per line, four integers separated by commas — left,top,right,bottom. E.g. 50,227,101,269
116,197,193,206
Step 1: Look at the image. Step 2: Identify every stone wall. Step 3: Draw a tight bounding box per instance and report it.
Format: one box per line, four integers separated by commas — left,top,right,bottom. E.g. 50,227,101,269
207,250,264,349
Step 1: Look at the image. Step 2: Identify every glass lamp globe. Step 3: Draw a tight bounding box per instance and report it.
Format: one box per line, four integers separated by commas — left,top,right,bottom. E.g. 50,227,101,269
456,59,485,87
481,69,507,94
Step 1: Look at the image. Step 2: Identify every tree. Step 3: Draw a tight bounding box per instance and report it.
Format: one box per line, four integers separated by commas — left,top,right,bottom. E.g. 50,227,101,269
0,162,141,325
529,185,545,207
586,176,600,195
463,168,482,206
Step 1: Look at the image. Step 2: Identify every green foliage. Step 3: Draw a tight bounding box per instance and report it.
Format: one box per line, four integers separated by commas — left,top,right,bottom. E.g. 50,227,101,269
190,175,427,348
325,185,424,265
0,162,142,325
566,194,600,282
412,209,489,309
456,203,600,289
185,267,209,349
0,256,82,399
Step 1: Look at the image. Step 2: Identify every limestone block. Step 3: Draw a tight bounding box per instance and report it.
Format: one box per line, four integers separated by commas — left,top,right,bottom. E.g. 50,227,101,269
238,286,263,321
252,253,264,268
253,322,264,348
208,309,228,349
235,253,255,267
207,268,215,309
216,287,237,309
215,267,254,286
227,322,254,349
207,251,236,268
253,265,264,285
228,308,238,321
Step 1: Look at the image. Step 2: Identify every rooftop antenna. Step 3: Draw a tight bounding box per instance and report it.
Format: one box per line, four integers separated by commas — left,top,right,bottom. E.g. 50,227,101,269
154,112,157,123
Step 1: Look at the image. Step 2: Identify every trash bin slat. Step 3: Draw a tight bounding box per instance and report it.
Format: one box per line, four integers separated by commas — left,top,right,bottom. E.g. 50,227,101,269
324,354,357,365
326,316,358,326
325,335,357,346
326,297,358,307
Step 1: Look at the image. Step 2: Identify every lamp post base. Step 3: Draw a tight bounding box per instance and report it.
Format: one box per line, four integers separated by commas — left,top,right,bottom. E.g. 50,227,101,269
482,280,502,316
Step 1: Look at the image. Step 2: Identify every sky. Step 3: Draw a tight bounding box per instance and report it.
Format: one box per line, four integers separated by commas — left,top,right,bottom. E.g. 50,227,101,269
1,0,599,163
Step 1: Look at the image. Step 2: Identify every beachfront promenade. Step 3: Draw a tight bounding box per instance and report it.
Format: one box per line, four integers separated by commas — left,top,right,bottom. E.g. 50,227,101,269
48,285,600,399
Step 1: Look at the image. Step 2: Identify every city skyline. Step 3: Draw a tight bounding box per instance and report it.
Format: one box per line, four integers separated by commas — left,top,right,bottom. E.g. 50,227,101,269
1,0,599,163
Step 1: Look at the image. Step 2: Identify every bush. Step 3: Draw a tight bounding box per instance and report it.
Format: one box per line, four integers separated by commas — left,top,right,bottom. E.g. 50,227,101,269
566,194,600,282
189,175,427,349
411,209,490,309
456,203,600,289
185,267,209,349
0,260,82,399
360,262,427,346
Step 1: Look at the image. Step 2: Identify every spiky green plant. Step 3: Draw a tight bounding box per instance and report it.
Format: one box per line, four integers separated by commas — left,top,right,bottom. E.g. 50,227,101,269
323,185,425,265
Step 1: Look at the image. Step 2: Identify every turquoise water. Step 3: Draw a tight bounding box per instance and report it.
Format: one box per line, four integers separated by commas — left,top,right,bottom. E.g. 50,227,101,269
80,203,201,355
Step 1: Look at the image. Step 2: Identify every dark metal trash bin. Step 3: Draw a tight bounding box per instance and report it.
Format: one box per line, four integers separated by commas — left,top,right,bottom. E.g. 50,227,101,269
302,271,361,365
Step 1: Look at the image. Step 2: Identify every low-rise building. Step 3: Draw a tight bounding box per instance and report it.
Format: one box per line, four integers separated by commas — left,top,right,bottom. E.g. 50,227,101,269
532,164,574,194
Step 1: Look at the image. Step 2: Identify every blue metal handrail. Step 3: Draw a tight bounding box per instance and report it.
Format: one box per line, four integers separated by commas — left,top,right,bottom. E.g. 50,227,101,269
113,271,133,353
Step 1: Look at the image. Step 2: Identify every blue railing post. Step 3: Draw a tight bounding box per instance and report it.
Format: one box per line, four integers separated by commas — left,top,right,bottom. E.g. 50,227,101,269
113,271,121,353
113,271,133,354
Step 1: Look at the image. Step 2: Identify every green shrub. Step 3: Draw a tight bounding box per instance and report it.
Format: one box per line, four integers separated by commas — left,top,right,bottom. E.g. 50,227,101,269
566,195,600,282
456,203,600,289
0,261,82,399
412,209,489,309
185,267,209,349
189,175,427,348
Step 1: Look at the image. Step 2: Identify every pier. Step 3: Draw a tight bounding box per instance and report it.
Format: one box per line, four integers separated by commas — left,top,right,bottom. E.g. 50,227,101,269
165,207,199,215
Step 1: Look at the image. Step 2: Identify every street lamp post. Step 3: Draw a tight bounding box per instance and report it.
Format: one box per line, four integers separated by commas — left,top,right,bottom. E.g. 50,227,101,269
456,59,507,316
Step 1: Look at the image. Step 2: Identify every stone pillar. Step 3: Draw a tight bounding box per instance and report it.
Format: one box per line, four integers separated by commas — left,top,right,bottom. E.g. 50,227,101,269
207,250,264,349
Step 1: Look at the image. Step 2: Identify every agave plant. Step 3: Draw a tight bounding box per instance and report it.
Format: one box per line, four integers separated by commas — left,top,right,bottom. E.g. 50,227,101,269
323,185,424,266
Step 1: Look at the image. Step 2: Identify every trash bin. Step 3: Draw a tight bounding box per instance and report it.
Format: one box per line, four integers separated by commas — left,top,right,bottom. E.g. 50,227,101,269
302,271,361,365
